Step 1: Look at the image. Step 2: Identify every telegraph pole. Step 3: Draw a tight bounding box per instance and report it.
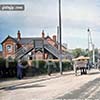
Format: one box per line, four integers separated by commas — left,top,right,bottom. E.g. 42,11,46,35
59,0,62,75
87,28,95,65
87,28,92,53
92,44,95,65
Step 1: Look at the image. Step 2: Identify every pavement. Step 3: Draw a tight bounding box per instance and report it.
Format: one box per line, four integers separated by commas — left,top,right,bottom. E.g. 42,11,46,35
0,71,74,90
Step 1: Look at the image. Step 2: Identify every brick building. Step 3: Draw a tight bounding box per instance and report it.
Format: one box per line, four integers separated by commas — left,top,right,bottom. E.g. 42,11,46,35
1,30,71,60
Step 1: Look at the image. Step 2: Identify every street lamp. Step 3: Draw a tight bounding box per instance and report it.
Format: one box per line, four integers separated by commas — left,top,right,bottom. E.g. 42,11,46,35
59,0,62,75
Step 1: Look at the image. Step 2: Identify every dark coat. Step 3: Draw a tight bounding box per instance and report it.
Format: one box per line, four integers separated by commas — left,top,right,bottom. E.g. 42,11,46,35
17,63,23,79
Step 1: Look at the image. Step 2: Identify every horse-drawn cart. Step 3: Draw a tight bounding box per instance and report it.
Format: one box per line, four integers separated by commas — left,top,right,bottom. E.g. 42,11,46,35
73,56,90,76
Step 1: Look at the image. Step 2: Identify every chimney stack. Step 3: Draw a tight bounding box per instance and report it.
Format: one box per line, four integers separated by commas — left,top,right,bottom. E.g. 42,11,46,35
42,30,45,39
17,30,21,41
52,35,56,42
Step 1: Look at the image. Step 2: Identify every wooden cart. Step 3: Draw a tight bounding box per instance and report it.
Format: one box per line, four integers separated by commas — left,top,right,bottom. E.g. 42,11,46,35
73,56,90,76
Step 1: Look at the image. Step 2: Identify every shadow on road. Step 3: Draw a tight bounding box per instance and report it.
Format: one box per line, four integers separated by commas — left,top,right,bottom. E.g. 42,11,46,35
4,84,45,91
88,71,100,75
0,72,75,91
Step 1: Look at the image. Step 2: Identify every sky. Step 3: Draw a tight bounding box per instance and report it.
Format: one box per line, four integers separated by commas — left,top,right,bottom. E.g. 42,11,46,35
0,0,100,50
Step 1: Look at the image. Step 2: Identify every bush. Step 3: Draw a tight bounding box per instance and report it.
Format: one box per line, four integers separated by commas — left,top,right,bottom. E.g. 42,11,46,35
0,58,17,78
62,61,73,71
0,58,73,78
0,58,6,78
8,60,17,77
32,60,47,75
31,60,73,75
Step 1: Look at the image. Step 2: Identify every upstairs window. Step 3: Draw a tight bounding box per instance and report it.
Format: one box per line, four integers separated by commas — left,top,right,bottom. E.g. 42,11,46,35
6,45,12,53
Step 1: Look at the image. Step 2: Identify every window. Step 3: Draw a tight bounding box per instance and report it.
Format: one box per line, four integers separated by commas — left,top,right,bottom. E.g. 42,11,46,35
6,45,12,52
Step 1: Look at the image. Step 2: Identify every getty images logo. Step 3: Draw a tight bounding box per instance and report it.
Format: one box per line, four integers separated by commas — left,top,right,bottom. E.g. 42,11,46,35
0,4,24,11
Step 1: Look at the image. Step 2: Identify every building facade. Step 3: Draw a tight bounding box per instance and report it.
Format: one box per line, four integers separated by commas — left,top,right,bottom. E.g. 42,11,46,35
1,30,70,60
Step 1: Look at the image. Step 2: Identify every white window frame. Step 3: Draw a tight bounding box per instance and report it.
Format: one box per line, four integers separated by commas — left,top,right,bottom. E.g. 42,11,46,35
6,44,12,53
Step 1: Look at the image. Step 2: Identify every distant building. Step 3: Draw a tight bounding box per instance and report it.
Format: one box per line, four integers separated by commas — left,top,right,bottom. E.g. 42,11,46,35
1,30,72,60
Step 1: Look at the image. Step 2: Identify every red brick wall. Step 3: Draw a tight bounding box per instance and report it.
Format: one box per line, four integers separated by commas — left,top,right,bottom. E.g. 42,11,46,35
35,51,43,60
46,38,55,46
2,38,16,58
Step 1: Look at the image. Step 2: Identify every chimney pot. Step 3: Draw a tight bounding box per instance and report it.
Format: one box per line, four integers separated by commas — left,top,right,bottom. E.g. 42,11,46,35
42,30,45,38
17,30,21,41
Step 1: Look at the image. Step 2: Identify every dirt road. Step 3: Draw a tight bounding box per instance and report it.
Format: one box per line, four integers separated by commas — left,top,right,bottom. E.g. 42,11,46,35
0,69,100,100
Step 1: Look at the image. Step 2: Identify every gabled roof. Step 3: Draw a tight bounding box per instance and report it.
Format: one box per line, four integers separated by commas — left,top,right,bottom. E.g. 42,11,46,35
16,37,43,45
45,36,55,42
1,35,43,45
45,36,67,50
1,35,18,44
1,35,67,49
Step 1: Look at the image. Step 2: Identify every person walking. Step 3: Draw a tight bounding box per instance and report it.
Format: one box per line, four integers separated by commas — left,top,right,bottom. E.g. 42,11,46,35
17,60,23,79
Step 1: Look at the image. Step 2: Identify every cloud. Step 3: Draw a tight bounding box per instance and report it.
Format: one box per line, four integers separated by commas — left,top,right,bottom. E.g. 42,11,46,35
62,0,99,22
0,0,100,50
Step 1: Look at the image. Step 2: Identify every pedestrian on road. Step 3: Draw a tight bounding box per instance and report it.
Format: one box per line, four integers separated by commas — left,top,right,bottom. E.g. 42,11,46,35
17,60,23,79
47,65,52,76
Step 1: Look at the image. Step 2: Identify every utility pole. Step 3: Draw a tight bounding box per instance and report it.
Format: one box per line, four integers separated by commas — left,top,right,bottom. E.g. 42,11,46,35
92,44,95,65
87,28,92,53
87,28,95,65
59,0,62,75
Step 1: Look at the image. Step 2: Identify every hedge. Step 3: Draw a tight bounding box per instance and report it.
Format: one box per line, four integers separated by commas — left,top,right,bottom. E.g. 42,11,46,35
0,58,17,78
0,58,73,78
31,60,73,75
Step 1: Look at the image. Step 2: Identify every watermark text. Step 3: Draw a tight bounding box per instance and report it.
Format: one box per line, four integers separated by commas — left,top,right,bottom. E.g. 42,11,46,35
0,4,24,11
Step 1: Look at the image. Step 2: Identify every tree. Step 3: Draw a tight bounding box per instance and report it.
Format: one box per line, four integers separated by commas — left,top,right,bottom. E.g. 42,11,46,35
85,48,99,63
72,48,87,58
